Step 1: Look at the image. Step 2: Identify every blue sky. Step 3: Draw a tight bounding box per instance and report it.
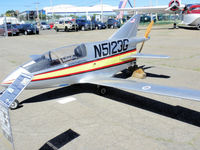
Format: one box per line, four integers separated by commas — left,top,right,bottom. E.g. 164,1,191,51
0,0,199,14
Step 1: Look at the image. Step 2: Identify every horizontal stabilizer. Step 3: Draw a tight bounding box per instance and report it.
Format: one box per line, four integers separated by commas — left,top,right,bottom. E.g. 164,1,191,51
121,53,169,60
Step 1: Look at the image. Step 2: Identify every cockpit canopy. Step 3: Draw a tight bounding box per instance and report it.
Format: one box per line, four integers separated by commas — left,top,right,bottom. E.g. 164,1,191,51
47,43,87,64
23,43,87,73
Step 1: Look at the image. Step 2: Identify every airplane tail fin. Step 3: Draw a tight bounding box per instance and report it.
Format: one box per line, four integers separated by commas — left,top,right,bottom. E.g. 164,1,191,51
109,14,140,40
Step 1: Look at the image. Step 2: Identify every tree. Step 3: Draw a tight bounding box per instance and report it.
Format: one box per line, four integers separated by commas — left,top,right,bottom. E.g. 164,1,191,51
5,10,19,17
69,14,78,19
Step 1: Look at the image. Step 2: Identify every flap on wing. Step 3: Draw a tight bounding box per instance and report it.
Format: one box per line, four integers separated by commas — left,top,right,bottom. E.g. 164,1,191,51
86,78,200,102
121,53,169,60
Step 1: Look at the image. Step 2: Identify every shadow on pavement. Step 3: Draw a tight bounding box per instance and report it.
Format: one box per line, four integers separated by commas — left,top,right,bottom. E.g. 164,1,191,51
39,129,80,150
21,83,200,128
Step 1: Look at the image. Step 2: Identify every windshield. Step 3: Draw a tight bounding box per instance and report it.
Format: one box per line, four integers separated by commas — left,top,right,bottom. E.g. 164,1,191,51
65,21,72,24
191,7,200,11
41,22,47,25
7,25,12,29
23,44,87,73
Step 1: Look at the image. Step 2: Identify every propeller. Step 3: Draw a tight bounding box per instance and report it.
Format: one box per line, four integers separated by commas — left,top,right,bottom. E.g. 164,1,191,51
138,20,154,53
166,0,180,11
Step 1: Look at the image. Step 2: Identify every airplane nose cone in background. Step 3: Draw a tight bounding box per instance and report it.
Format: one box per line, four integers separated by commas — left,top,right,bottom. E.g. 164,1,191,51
1,67,30,87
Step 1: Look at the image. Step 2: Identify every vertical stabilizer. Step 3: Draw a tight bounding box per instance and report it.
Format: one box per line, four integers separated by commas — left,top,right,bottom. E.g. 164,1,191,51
109,15,140,40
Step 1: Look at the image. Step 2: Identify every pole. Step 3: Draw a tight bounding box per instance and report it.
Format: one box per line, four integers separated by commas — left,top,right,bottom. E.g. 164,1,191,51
34,2,40,22
34,2,40,28
4,15,8,38
101,0,103,22
49,0,54,22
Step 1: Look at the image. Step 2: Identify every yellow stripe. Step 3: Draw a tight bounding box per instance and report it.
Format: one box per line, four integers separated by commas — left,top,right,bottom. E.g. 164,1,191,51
33,50,137,80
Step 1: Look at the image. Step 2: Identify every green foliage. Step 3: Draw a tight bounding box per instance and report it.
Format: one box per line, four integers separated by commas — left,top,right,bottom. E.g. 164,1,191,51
39,14,47,20
69,14,78,19
5,10,19,17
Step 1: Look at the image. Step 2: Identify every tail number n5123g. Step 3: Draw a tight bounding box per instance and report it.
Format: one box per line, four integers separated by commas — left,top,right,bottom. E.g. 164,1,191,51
94,39,129,58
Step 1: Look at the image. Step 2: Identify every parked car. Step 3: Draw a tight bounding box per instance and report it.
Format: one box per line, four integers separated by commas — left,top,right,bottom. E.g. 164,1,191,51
40,22,50,30
49,23,54,29
0,25,5,36
0,24,20,36
6,24,20,36
54,20,78,32
87,21,96,30
76,19,95,31
18,24,39,35
107,19,121,28
93,21,106,29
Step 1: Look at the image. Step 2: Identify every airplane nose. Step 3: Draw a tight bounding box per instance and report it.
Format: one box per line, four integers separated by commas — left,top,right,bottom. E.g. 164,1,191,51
1,67,30,87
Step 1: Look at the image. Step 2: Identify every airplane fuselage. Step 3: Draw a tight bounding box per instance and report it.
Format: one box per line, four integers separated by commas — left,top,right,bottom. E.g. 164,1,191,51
182,4,200,27
1,38,141,89
28,49,136,89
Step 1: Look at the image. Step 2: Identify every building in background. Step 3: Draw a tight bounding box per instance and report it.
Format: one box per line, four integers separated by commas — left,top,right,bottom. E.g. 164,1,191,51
18,10,45,21
43,4,117,19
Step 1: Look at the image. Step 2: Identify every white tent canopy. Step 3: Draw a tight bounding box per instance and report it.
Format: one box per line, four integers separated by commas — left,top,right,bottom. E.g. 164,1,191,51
43,4,117,15
0,17,20,25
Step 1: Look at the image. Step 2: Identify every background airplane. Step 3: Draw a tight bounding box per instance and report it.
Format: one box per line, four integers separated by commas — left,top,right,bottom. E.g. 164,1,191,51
114,0,200,29
1,15,200,110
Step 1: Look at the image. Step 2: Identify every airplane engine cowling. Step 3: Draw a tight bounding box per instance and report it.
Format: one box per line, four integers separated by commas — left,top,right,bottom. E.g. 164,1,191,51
169,0,180,11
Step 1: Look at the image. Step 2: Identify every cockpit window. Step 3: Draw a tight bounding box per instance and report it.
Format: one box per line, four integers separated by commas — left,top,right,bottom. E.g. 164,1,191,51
47,43,87,64
191,7,200,11
23,44,87,73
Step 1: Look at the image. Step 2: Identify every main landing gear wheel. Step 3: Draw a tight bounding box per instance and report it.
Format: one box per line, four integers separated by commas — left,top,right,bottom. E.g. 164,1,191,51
97,86,107,95
197,24,200,30
173,23,177,29
10,99,19,110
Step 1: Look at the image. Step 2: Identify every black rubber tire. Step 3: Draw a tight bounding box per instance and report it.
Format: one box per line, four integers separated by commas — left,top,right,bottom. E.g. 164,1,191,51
97,86,107,95
197,24,200,30
10,100,19,110
55,27,59,32
65,27,68,32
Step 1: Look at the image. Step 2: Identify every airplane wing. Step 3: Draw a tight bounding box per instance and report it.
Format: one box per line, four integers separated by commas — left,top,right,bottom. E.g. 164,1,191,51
84,78,200,102
113,4,185,14
113,6,170,14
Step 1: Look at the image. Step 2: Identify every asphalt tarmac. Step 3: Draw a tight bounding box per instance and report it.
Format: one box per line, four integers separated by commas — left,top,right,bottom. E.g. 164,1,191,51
0,25,200,150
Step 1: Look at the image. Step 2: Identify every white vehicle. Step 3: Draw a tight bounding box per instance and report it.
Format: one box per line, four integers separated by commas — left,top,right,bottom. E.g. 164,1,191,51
40,22,50,30
54,20,78,32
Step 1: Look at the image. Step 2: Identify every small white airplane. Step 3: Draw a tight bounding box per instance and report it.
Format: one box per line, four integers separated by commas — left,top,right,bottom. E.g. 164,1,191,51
114,0,200,29
1,15,200,109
